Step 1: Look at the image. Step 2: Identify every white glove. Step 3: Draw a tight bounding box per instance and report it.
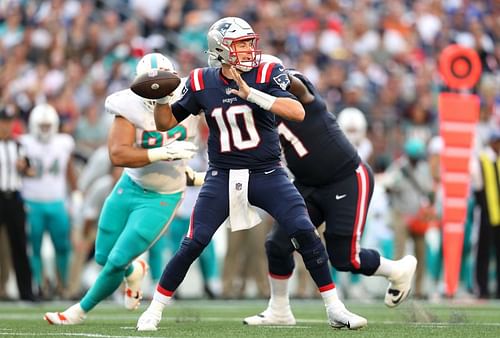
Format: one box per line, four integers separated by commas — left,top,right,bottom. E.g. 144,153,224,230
147,141,198,162
156,94,173,104
185,166,206,186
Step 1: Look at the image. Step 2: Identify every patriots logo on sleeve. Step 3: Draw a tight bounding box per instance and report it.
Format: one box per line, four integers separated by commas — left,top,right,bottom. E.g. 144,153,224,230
273,73,290,91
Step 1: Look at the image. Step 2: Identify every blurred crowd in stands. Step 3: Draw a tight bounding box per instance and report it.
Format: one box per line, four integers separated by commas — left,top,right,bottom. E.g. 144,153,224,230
0,0,499,302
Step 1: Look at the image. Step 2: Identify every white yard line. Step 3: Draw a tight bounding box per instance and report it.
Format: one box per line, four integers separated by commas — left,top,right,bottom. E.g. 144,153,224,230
1,312,500,326
0,334,155,338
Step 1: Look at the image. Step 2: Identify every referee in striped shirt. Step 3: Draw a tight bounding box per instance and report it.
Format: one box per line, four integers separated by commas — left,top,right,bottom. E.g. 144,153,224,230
0,104,36,301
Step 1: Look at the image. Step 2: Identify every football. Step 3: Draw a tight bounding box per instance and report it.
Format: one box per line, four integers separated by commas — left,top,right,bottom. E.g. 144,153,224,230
130,69,181,100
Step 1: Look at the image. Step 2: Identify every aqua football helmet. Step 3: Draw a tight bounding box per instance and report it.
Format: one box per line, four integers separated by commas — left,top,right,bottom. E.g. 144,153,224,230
135,53,176,111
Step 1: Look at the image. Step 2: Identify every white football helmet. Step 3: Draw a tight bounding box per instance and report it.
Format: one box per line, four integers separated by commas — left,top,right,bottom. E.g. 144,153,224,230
29,103,59,143
207,17,261,72
135,53,176,111
337,107,367,146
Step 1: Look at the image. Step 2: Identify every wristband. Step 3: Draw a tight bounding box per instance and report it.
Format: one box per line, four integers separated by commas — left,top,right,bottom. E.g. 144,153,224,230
246,88,276,111
147,147,164,162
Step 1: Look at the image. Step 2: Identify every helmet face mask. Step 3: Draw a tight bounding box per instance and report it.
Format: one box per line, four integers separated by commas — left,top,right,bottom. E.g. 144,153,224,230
207,17,261,72
29,104,59,143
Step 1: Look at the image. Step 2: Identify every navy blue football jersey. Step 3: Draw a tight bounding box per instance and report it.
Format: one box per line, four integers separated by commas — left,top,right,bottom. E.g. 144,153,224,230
276,71,360,186
172,63,296,170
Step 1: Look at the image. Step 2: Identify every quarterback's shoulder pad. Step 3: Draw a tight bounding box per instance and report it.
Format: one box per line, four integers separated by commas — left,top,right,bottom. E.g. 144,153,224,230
189,67,211,92
257,62,290,91
255,62,285,83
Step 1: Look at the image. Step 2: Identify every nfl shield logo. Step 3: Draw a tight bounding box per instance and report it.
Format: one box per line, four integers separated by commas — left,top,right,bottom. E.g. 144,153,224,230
235,183,242,191
225,87,233,95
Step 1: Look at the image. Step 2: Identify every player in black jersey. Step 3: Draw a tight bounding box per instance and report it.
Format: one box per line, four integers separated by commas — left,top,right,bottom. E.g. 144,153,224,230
136,18,367,331
243,55,417,326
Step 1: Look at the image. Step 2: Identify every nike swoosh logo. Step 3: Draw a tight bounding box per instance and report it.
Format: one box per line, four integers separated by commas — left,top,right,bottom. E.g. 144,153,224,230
335,194,347,200
389,289,405,304
264,169,276,175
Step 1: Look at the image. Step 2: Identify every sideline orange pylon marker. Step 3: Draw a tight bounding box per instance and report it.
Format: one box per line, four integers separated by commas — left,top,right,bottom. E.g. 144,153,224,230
438,45,481,297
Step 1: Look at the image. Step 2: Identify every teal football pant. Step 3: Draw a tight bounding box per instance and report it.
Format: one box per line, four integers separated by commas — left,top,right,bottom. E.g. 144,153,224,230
80,173,182,312
25,200,71,290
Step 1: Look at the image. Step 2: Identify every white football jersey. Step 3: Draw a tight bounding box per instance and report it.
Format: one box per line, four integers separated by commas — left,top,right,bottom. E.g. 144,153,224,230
105,80,200,194
20,133,75,201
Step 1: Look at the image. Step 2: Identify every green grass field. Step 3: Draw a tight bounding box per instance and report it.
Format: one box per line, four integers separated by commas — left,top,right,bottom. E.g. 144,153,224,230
1,299,499,337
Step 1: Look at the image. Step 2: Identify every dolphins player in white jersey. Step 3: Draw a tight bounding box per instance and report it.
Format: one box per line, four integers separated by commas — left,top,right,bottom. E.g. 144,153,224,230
20,104,80,298
44,53,200,325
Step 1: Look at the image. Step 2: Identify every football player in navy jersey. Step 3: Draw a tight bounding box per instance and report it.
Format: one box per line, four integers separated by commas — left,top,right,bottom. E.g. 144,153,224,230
243,55,417,326
136,17,367,331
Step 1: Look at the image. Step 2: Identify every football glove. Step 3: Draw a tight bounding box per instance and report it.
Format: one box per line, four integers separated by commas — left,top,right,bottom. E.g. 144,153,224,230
156,94,174,105
185,166,206,186
147,141,198,162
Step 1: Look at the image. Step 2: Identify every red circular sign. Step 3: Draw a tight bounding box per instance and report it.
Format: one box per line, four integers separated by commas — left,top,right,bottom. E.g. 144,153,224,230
439,45,481,90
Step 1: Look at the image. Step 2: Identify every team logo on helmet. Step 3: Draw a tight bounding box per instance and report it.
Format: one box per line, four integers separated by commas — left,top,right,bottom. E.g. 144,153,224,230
214,22,231,36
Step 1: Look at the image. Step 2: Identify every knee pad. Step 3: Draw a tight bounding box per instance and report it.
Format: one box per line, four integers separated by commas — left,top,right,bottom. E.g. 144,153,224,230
106,250,134,272
325,232,381,275
265,238,295,276
323,233,352,272
177,237,206,261
53,238,71,255
94,254,107,267
290,230,328,271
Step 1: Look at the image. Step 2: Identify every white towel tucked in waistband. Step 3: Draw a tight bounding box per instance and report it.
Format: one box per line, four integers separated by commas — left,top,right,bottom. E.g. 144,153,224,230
221,169,262,232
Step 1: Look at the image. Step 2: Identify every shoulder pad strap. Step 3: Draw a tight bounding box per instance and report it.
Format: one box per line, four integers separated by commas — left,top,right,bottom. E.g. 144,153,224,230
256,62,275,84
190,68,205,91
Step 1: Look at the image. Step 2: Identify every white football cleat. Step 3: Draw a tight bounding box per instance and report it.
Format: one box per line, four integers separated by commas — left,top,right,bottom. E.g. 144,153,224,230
136,309,162,331
44,304,86,325
384,255,417,308
327,300,367,330
243,306,296,326
124,259,149,310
